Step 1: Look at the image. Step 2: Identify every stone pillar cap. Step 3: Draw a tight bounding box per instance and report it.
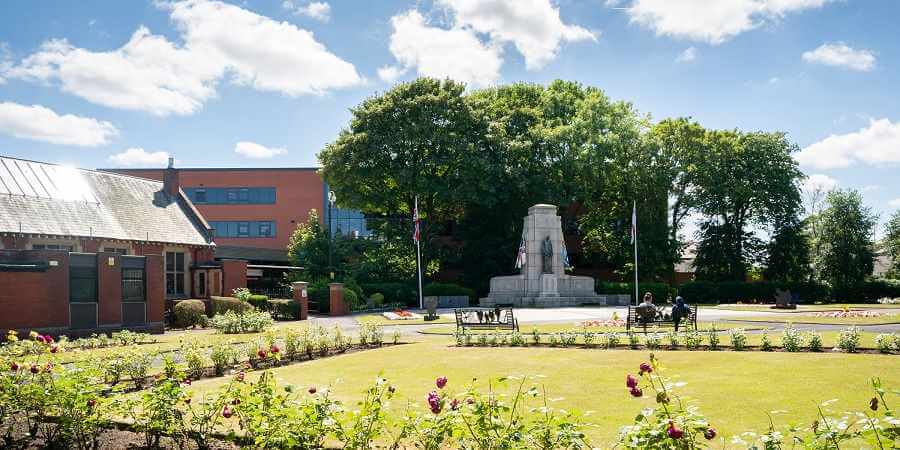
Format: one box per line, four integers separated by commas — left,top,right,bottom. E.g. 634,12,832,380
291,281,308,286
328,282,344,287
528,204,557,215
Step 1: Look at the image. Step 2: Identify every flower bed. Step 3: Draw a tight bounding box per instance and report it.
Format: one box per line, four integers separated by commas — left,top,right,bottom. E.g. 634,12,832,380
381,309,422,321
582,319,626,327
811,310,891,318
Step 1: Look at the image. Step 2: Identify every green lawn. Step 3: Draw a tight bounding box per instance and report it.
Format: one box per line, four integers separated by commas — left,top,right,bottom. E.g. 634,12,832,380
188,340,900,447
726,313,900,326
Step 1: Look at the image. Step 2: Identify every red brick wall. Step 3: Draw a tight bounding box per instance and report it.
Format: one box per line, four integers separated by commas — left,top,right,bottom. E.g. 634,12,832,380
0,250,69,330
145,254,165,324
98,252,123,326
222,259,247,295
107,168,324,250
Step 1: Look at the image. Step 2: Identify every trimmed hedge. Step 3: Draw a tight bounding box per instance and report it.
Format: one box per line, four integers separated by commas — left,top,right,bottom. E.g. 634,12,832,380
423,283,475,300
172,299,207,328
597,282,675,304
343,288,363,310
360,282,417,306
676,281,832,304
269,299,299,320
247,294,269,310
211,296,253,316
832,279,900,302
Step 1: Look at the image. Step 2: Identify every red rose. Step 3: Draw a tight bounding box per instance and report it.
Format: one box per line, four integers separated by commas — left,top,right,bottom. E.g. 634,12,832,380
87,399,96,408
222,405,233,418
870,397,879,411
436,376,448,389
257,349,267,359
629,387,643,398
30,364,39,374
704,427,717,440
232,398,241,405
10,362,18,372
308,386,317,394
626,374,638,388
667,422,683,439
270,345,280,354
639,362,652,375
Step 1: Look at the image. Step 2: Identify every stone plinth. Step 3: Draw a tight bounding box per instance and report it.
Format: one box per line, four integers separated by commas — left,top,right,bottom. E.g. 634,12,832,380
291,281,309,320
480,204,618,308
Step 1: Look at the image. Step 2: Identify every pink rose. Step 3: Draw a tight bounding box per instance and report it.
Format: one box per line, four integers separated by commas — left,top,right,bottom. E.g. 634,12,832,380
436,376,448,389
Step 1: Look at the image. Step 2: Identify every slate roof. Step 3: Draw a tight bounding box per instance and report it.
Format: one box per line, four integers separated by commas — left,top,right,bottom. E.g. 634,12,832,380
0,156,213,247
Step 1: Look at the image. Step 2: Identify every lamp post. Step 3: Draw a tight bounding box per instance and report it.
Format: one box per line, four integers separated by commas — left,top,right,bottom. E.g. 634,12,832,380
328,190,336,279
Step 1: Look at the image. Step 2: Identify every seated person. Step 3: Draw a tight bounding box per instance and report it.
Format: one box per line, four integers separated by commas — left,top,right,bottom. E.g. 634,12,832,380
636,292,658,323
671,296,690,331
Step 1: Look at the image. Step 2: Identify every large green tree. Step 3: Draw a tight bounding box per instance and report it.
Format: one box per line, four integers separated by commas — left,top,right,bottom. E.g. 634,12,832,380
819,190,877,289
692,130,804,281
881,210,900,279
763,219,811,282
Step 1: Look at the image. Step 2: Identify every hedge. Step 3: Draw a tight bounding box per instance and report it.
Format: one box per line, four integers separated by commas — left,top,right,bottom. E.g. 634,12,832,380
676,281,832,304
360,282,417,306
245,294,268,311
268,299,299,320
211,296,253,316
423,283,475,300
597,282,674,304
172,299,207,328
832,279,900,302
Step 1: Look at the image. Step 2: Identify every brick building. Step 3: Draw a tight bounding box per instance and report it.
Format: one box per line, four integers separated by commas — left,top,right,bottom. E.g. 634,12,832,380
0,156,245,334
105,166,369,294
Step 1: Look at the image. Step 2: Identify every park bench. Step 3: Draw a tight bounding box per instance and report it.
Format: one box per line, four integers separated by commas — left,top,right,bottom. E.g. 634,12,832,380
626,304,698,332
455,307,519,332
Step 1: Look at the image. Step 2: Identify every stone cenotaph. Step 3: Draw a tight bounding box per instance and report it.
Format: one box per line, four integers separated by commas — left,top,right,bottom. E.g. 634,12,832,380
479,204,630,307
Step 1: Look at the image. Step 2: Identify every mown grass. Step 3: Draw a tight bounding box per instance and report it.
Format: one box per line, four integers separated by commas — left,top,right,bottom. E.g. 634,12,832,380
726,313,900,326
356,313,455,326
187,340,900,447
417,321,768,335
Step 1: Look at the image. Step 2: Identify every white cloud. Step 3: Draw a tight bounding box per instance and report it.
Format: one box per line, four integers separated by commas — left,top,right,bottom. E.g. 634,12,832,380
108,148,171,167
802,173,837,195
802,43,876,71
436,0,596,70
675,46,696,63
889,198,900,209
7,0,361,116
0,101,117,147
283,1,331,22
795,119,900,170
862,184,880,192
377,65,405,83
387,10,503,87
622,0,831,44
234,141,287,159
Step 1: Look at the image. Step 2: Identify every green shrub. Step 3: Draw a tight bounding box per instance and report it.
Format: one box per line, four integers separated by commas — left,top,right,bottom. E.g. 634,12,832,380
308,279,331,313
269,299,300,320
359,282,417,306
211,296,253,316
676,280,832,304
597,282,674,304
172,300,207,328
370,293,385,307
833,279,900,302
248,294,269,310
423,282,475,299
343,288,363,310
209,310,274,334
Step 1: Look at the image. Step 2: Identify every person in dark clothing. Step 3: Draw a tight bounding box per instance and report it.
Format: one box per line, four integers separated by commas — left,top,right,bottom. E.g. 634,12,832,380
671,296,690,331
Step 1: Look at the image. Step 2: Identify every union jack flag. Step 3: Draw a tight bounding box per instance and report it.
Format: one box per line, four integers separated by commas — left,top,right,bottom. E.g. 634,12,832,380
514,228,526,269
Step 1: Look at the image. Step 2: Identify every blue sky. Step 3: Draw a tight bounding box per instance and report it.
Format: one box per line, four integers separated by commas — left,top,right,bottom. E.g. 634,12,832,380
0,0,898,227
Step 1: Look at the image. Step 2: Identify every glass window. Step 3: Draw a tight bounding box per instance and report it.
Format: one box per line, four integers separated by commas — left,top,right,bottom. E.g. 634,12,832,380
259,222,272,237
103,247,128,255
181,187,276,204
238,222,250,237
198,271,206,297
122,268,145,302
33,244,74,251
194,189,207,203
226,189,238,203
70,255,97,303
165,251,186,297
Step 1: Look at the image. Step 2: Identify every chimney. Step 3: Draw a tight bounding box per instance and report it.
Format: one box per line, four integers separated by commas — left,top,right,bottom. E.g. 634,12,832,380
163,157,180,197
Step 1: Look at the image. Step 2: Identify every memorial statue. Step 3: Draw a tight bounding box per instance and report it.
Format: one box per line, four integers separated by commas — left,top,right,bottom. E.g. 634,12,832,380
541,235,553,274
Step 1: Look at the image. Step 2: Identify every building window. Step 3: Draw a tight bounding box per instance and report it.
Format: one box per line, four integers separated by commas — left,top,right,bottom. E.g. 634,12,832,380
32,244,75,251
208,220,276,238
103,247,129,255
122,268,145,302
70,255,97,303
183,187,276,204
198,271,206,297
165,251,185,297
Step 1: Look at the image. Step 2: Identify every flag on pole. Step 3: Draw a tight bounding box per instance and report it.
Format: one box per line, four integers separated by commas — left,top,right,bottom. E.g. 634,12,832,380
514,228,526,269
412,197,420,243
560,244,571,269
630,202,637,244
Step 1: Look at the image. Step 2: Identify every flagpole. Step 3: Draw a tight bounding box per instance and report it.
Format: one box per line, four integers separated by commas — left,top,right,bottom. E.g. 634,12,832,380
633,200,639,306
414,196,424,310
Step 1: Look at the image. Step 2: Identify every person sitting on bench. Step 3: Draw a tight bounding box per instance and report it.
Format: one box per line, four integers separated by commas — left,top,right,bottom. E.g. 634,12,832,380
636,292,658,323
671,296,690,331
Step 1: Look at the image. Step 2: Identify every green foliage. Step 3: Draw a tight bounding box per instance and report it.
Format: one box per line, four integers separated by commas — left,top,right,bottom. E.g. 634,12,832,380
423,282,475,299
232,287,252,303
210,296,253,315
247,294,269,310
359,282,417,306
676,280,831,304
172,300,207,328
342,287,363,310
269,299,299,320
884,210,900,279
209,310,274,334
597,282,674,303
764,219,812,282
837,326,862,353
819,190,877,290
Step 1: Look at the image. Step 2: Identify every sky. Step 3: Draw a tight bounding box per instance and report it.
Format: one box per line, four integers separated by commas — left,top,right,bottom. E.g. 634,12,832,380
0,0,899,228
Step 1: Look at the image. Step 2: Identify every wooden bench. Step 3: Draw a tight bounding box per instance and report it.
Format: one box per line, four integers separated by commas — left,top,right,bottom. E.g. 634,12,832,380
626,305,697,332
455,307,519,332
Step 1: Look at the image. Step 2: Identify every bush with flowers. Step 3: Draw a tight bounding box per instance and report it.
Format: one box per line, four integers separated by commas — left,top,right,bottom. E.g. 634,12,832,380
209,309,274,334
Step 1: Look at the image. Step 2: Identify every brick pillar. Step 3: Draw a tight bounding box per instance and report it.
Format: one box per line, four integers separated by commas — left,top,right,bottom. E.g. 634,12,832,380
329,283,348,316
292,281,309,320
